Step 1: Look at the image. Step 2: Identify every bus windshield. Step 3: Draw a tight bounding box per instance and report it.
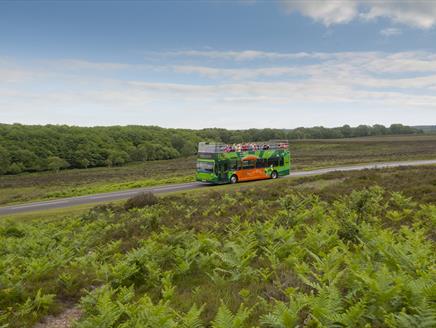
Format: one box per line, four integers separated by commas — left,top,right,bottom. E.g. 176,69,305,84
197,161,214,173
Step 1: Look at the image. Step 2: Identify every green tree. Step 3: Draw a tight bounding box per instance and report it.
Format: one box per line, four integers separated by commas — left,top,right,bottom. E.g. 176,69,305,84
78,158,90,169
354,125,371,137
171,135,185,153
106,150,129,167
0,146,10,175
8,162,25,174
372,124,387,135
11,149,39,171
47,156,69,173
180,141,196,156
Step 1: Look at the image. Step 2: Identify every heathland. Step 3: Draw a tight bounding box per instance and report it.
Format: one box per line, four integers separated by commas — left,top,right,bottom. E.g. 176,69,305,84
1,165,435,327
1,134,436,206
1,127,435,327
0,123,422,175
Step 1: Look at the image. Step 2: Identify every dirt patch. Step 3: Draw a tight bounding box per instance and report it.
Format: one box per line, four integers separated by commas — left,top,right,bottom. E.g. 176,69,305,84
34,306,82,328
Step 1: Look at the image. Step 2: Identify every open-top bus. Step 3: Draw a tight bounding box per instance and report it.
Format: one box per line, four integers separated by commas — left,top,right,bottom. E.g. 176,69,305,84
196,140,291,184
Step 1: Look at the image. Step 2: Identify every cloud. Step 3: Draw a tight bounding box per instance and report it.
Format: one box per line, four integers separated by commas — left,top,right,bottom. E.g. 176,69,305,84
166,51,436,81
361,1,436,29
1,51,436,128
281,0,436,28
0,68,34,83
282,0,358,26
380,27,402,37
172,65,302,79
156,50,326,61
156,50,436,75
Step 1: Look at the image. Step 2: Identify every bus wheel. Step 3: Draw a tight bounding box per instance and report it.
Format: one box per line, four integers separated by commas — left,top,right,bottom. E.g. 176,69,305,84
230,175,238,184
271,171,278,179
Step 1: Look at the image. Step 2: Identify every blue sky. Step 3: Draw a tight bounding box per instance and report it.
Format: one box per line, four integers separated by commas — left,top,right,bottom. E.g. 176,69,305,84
1,0,436,128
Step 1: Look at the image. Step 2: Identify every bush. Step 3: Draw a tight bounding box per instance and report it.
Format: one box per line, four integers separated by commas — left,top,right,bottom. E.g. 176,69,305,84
1,225,25,238
124,192,159,210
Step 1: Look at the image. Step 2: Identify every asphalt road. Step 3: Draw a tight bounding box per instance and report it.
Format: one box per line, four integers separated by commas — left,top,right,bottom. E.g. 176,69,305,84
1,159,436,216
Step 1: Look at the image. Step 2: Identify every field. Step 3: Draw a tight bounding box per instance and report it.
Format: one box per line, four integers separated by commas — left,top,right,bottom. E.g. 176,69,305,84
1,165,435,327
0,157,196,206
1,134,436,206
290,134,436,169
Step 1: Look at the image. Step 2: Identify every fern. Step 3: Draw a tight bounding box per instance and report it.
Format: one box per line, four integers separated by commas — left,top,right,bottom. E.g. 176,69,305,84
179,304,205,328
306,285,344,325
1,186,436,328
260,296,306,328
212,302,252,328
161,271,175,301
386,303,436,328
329,299,367,327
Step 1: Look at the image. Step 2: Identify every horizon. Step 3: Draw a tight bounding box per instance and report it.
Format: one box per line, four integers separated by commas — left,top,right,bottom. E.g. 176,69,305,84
1,1,436,128
0,121,428,131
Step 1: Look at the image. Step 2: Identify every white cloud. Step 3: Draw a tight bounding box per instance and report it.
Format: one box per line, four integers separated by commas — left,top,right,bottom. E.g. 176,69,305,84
172,65,302,79
282,0,358,26
166,51,436,86
156,50,436,75
157,50,326,61
380,27,402,37
1,50,436,128
0,68,34,83
281,0,436,28
361,1,436,29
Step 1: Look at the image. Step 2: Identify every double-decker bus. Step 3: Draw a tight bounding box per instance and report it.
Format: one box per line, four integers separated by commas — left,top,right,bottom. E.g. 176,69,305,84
196,140,290,184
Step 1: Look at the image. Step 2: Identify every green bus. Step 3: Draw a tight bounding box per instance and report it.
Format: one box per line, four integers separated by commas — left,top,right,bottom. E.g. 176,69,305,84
196,140,291,184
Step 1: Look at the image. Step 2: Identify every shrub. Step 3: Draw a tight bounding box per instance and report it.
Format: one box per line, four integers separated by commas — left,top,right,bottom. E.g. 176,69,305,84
124,192,159,210
1,225,25,238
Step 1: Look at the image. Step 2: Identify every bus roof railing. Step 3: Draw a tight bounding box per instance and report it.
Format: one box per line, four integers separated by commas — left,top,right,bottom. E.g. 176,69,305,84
198,140,289,153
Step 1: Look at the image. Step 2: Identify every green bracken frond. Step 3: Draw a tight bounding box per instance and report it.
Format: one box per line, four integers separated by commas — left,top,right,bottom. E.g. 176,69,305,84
180,304,205,328
212,302,252,328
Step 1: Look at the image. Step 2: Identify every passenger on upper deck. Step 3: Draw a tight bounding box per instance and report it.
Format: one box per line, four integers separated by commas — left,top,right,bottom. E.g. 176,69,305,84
221,142,289,152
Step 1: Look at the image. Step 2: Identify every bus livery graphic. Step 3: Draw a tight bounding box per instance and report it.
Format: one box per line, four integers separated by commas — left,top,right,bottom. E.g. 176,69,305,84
196,141,291,184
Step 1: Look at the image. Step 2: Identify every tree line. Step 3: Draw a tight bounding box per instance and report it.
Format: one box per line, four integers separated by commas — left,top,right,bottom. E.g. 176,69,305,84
0,123,422,175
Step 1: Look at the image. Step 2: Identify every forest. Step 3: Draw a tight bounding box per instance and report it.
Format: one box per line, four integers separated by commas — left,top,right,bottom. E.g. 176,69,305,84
0,123,422,175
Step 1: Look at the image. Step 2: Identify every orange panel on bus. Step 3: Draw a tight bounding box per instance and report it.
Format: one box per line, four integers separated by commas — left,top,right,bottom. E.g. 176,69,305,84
237,168,269,181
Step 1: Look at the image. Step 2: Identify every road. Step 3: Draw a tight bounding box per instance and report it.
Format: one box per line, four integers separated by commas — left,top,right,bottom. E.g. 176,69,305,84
1,159,436,216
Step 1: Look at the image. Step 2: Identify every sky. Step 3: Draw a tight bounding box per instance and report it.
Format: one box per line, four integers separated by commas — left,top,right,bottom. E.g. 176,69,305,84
1,0,436,129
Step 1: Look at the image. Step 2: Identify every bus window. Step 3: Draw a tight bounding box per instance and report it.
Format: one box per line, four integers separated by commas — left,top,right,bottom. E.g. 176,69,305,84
229,160,238,170
242,160,255,170
216,161,226,173
267,158,279,167
256,159,267,168
196,161,214,173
